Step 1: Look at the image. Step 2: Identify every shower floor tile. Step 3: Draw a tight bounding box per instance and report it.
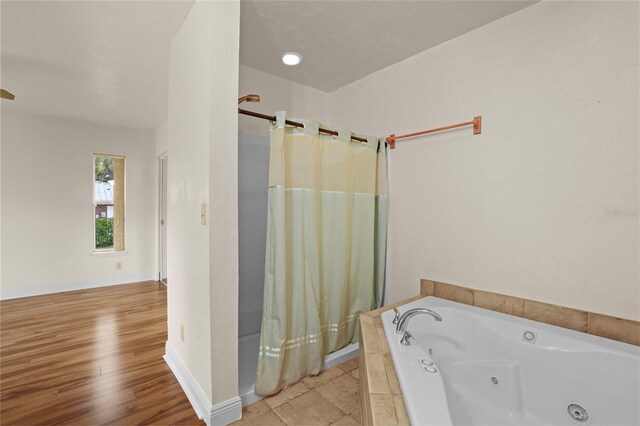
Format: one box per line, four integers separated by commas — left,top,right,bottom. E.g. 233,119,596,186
302,366,345,389
232,357,361,426
336,357,359,373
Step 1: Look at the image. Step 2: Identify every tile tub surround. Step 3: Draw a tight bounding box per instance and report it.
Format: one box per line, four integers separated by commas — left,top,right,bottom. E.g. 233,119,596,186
358,297,425,425
230,357,361,426
420,280,640,346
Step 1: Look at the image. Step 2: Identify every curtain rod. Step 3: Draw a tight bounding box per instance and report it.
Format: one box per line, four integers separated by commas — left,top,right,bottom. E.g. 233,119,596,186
238,94,481,150
238,108,370,144
386,116,482,149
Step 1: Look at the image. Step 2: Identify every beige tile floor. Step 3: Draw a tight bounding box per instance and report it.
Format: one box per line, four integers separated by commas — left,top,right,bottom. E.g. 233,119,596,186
232,357,361,426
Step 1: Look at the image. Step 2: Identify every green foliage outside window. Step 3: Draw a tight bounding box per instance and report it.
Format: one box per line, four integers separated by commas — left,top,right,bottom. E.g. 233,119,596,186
95,217,114,248
95,156,114,182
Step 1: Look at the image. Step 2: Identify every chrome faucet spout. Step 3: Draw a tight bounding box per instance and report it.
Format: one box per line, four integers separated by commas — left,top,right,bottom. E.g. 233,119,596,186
395,308,442,335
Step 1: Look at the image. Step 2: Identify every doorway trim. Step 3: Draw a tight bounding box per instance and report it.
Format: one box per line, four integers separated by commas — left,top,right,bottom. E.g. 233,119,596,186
158,152,168,286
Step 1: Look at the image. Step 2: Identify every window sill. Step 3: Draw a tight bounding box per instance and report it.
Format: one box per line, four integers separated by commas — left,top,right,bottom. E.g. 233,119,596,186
92,250,128,257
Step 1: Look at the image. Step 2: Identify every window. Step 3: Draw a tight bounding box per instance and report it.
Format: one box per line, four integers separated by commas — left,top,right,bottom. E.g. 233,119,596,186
94,154,125,251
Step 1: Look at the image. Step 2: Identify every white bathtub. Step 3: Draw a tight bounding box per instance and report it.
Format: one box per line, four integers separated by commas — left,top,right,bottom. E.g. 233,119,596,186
381,297,640,426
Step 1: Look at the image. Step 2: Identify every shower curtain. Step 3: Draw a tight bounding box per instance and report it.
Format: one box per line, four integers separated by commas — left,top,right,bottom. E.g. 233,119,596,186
255,111,388,396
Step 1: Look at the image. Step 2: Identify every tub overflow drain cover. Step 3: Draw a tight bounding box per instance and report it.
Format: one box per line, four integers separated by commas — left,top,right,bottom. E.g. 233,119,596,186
523,330,536,343
567,404,589,422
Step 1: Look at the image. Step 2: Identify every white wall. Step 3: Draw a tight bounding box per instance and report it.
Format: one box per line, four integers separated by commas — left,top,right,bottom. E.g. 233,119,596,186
238,65,329,137
167,0,240,418
329,1,639,320
156,121,168,156
208,0,240,407
0,109,156,299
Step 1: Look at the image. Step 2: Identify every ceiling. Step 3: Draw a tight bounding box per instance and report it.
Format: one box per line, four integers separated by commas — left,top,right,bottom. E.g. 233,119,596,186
1,1,537,130
1,1,194,129
240,1,538,92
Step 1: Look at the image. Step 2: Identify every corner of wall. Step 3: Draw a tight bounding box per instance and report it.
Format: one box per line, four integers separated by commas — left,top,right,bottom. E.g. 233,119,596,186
164,341,242,426
166,0,241,416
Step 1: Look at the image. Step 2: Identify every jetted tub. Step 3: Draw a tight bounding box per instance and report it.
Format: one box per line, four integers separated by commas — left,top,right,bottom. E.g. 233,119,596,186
381,297,640,426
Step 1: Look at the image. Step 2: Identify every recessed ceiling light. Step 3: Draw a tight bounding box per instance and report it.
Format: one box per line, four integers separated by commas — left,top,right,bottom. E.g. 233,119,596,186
282,52,303,66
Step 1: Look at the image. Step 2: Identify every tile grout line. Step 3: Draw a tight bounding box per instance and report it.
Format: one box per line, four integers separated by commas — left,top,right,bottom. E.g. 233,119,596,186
237,360,361,425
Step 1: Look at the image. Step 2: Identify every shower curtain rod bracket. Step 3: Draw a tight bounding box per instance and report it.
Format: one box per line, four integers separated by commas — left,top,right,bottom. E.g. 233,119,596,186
473,116,482,134
387,134,396,150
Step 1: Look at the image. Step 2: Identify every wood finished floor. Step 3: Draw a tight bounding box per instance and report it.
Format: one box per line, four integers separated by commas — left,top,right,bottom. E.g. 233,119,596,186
0,281,204,425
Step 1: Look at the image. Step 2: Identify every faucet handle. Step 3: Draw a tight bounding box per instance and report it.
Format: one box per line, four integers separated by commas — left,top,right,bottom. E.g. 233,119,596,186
400,331,413,346
392,307,401,324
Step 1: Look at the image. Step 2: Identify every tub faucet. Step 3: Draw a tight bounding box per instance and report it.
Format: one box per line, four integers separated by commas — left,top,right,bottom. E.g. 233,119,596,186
392,307,401,325
395,308,442,346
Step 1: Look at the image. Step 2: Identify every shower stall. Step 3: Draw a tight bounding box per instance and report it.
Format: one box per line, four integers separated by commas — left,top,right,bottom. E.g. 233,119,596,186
237,131,358,405
237,131,269,404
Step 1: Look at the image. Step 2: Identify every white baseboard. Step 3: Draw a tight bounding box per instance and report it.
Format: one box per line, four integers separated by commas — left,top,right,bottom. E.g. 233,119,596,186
164,341,242,426
0,273,157,300
210,396,243,426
